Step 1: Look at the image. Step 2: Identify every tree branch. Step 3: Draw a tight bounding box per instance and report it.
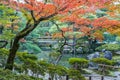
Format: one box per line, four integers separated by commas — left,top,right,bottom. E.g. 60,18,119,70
51,21,67,64
37,12,57,23
30,10,36,22
0,40,8,48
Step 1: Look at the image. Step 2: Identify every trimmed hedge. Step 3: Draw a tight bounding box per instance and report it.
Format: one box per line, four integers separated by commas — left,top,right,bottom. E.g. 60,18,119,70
91,58,114,65
96,44,120,51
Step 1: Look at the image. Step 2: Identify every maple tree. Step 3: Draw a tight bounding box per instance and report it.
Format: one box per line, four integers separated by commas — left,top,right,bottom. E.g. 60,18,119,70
56,8,120,52
0,0,113,70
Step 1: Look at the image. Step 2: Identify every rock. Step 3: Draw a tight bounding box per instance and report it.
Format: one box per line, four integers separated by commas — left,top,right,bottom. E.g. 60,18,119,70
87,52,100,68
87,52,100,60
76,47,83,53
104,51,112,60
93,52,100,58
115,51,120,55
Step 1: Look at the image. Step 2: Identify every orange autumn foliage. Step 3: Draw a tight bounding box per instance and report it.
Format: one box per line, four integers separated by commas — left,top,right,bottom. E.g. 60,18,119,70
1,0,112,22
92,32,104,41
2,0,118,41
52,32,63,39
1,0,120,70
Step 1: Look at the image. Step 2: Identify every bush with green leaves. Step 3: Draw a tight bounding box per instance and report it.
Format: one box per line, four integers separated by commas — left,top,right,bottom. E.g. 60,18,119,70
49,51,60,63
0,48,9,67
91,58,115,75
47,64,67,80
67,69,86,80
55,65,67,76
69,58,88,70
96,44,120,51
0,68,43,80
91,58,114,65
0,48,9,55
20,53,37,61
19,41,41,54
116,36,120,42
14,60,48,78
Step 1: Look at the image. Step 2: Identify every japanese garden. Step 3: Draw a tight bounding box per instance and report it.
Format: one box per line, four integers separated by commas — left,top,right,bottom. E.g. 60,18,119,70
0,0,120,80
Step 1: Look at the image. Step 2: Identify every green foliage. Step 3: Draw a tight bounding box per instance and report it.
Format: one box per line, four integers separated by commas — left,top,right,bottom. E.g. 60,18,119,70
0,30,15,40
49,51,60,58
69,58,88,66
104,33,116,42
19,41,41,54
49,21,68,33
69,58,88,72
0,68,42,80
22,53,37,61
96,9,107,18
15,75,43,80
91,58,114,65
17,13,45,54
49,51,60,63
0,48,8,67
68,69,86,80
36,60,49,76
0,4,19,25
96,44,120,51
84,13,97,20
116,36,120,43
47,64,67,79
55,65,67,76
0,48,9,55
38,21,52,36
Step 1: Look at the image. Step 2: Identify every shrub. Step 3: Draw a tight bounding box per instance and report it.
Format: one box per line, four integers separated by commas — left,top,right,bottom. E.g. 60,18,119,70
91,58,115,75
0,68,43,80
96,44,120,51
0,48,8,67
69,58,88,70
69,58,88,66
67,69,86,80
116,36,120,43
91,58,114,65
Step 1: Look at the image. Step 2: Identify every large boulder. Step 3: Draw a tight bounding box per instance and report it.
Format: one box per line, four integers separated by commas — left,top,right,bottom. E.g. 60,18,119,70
87,52,100,68
104,51,112,60
87,52,100,60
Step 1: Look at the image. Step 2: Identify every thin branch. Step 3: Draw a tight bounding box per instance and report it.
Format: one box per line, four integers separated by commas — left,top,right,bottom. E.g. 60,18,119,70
24,0,29,4
37,12,57,23
30,11,36,22
51,21,67,64
0,40,8,48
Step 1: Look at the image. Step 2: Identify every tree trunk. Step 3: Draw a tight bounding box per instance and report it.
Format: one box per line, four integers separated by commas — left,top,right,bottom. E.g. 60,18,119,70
4,11,57,70
66,75,69,80
5,22,38,70
5,37,20,70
